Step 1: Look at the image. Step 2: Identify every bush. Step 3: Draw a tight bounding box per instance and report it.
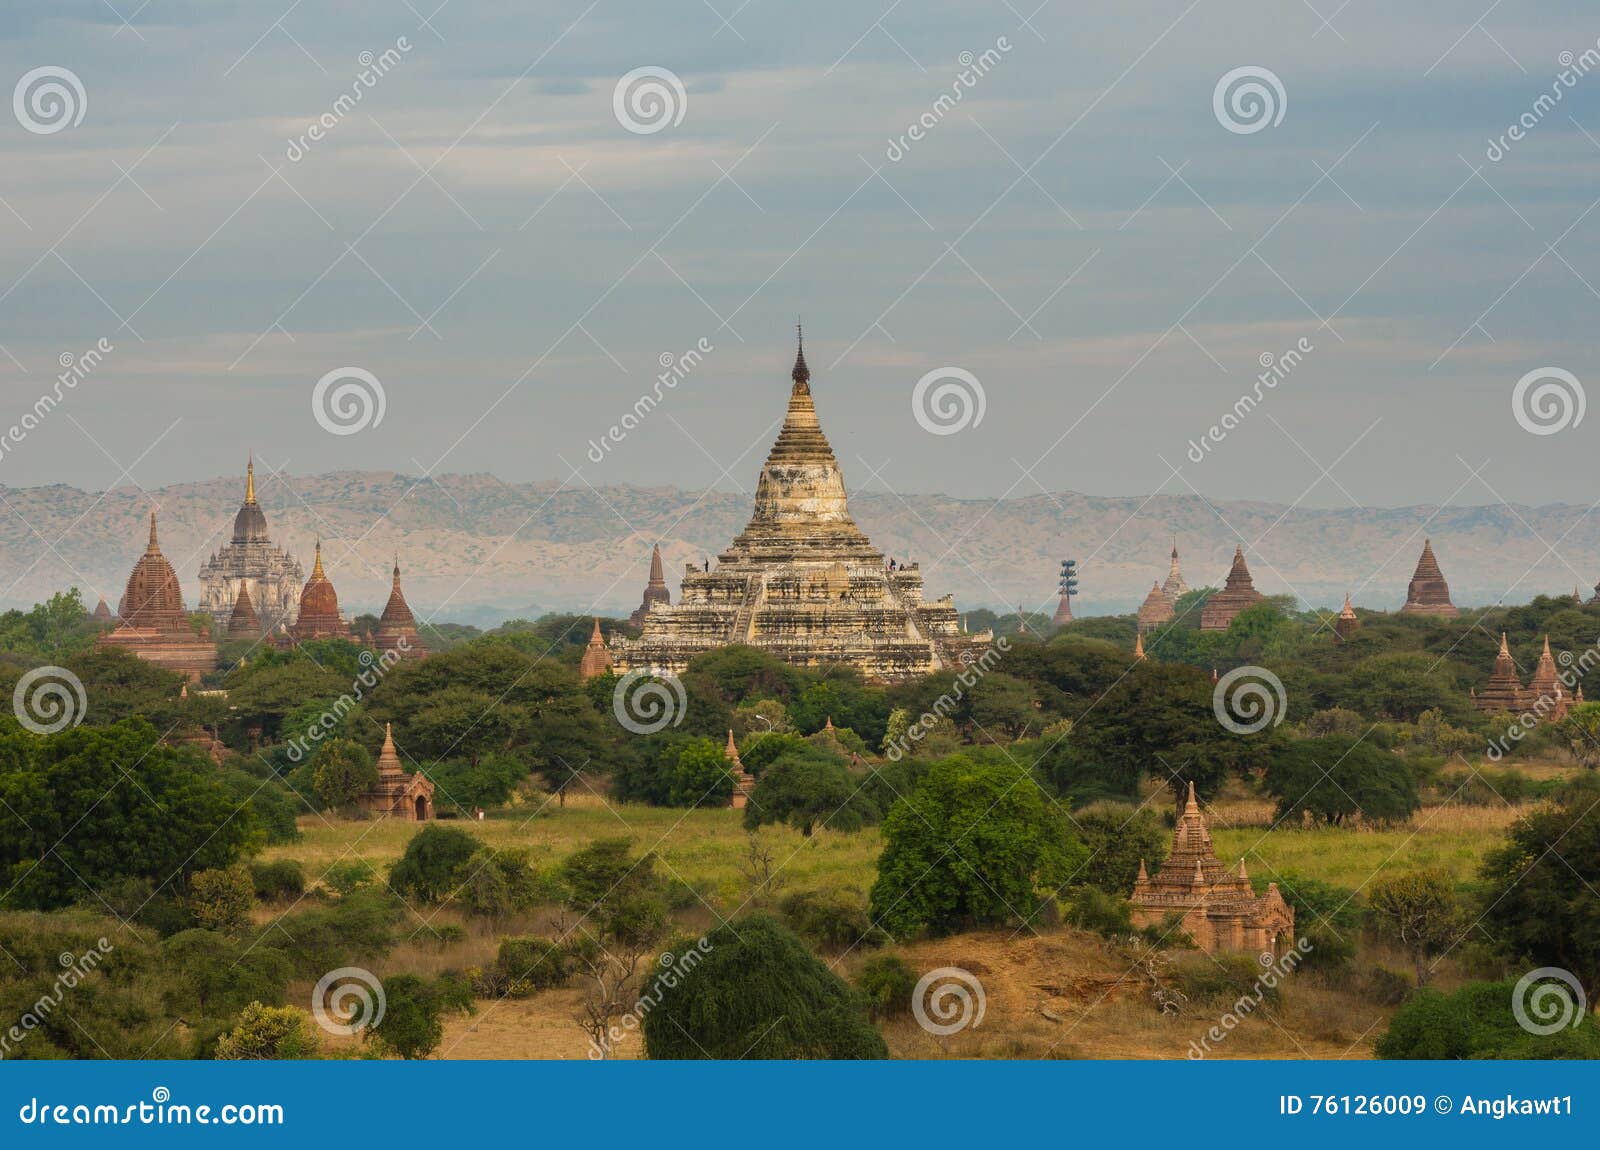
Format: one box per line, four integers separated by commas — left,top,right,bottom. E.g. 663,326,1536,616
1170,952,1281,1008
250,860,305,902
214,1002,321,1060
856,954,917,1020
780,888,885,952
1377,980,1600,1059
489,936,572,997
388,825,481,904
431,971,476,1015
186,866,255,934
452,848,549,920
1362,965,1412,1006
370,973,443,1060
1065,887,1134,937
642,914,887,1059
318,859,377,897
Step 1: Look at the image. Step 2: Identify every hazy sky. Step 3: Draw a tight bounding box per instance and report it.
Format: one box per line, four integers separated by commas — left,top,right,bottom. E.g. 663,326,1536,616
1,0,1598,513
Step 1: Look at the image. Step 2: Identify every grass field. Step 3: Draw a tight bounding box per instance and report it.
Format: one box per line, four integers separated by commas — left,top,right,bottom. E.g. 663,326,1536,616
261,776,1557,1060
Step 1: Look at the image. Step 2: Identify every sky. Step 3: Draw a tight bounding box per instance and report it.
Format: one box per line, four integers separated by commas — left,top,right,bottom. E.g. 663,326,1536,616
1,0,1598,513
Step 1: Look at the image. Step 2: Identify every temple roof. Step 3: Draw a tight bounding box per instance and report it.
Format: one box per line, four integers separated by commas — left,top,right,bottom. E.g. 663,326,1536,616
379,558,414,626
231,457,270,543
118,512,190,631
228,581,261,634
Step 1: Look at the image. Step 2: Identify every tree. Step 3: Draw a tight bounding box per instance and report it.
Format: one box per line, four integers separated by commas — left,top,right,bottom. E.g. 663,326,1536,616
186,866,256,934
162,930,294,1017
0,718,254,911
869,755,1087,937
743,747,877,836
1480,775,1600,998
642,914,886,1059
1068,804,1168,895
453,847,547,921
1073,662,1266,804
1377,980,1600,1059
1263,735,1418,826
214,1003,322,1060
370,974,443,1059
310,738,378,809
669,738,735,807
1555,702,1600,770
1367,867,1463,985
387,824,481,904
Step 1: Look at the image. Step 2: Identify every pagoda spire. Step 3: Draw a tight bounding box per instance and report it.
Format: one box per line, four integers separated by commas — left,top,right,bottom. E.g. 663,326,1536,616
245,455,256,504
791,321,810,390
1133,631,1146,660
311,540,325,579
147,510,160,552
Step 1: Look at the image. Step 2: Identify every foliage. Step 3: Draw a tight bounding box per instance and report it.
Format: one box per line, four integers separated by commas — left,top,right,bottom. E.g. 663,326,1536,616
1366,867,1464,986
743,747,878,836
0,718,254,911
558,838,668,947
249,860,305,902
452,848,550,920
387,825,482,904
779,887,884,952
869,755,1087,937
370,973,444,1059
1263,736,1419,826
185,866,255,934
475,936,573,997
1067,803,1168,894
641,913,887,1059
669,738,735,807
214,1003,322,1060
855,954,917,1019
1377,980,1600,1059
310,738,378,809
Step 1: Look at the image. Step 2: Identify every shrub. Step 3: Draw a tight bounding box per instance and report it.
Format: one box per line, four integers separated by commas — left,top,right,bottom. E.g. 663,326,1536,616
780,888,885,952
1170,952,1281,1008
186,866,255,934
214,1002,321,1060
856,954,917,1019
388,825,481,904
1377,980,1600,1059
642,914,887,1059
432,971,476,1015
1065,887,1134,937
1362,965,1412,1006
250,860,305,902
452,848,548,920
370,973,443,1060
490,936,572,996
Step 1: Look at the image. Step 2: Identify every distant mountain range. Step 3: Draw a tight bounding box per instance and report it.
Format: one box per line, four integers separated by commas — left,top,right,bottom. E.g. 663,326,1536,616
1,471,1595,624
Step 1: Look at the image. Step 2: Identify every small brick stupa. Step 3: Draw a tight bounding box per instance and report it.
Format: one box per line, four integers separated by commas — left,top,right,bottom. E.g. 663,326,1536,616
1333,593,1360,643
1137,580,1173,632
1472,632,1527,714
97,512,216,682
1526,635,1571,719
375,557,425,662
227,581,261,636
1399,539,1458,618
290,542,351,641
91,597,113,623
579,616,613,680
1200,546,1265,631
356,723,435,821
629,544,672,627
725,729,755,810
1131,782,1294,955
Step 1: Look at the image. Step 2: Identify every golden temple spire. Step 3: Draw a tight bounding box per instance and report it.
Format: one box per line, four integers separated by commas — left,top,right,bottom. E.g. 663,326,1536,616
1133,631,1145,660
245,455,256,504
311,540,325,579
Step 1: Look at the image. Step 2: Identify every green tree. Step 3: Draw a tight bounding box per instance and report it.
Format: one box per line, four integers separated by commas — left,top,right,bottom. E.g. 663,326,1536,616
370,973,443,1059
1263,735,1419,826
1367,867,1463,986
869,755,1087,937
387,825,481,904
1480,775,1600,997
1068,804,1168,894
669,738,735,806
310,738,378,810
743,747,878,836
1555,702,1600,770
642,914,886,1059
1377,980,1600,1059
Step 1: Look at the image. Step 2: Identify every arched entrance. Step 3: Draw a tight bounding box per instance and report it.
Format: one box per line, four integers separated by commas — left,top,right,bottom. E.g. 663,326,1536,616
414,795,429,820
